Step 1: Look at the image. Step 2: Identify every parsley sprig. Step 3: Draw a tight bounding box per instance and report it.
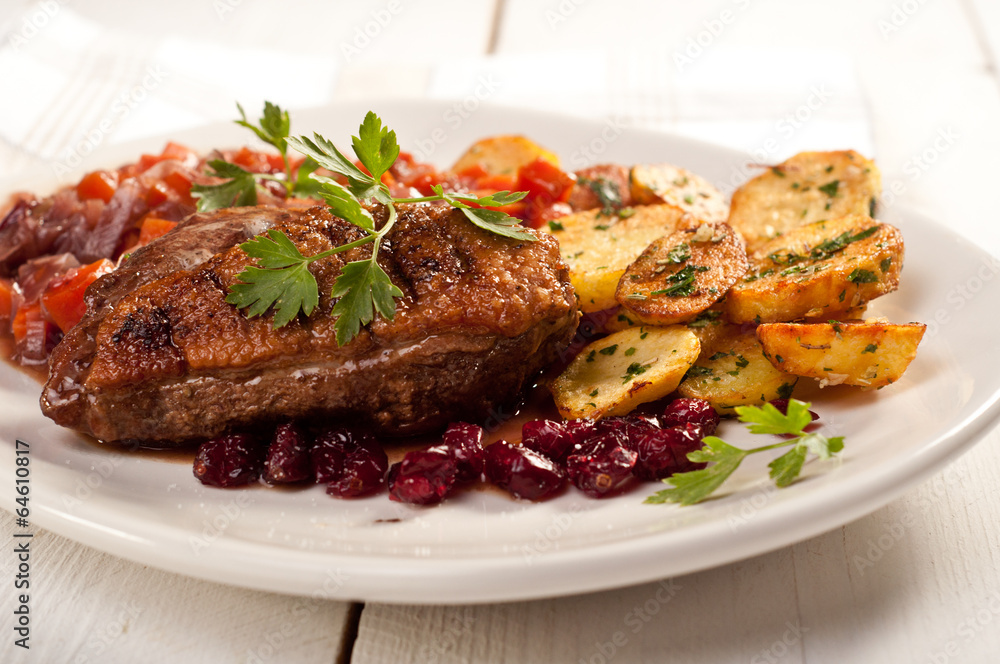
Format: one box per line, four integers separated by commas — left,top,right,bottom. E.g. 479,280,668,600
645,399,844,506
219,106,534,345
191,102,320,210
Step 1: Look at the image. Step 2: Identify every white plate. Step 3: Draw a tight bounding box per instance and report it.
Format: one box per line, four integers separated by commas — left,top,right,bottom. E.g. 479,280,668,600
2,101,1000,604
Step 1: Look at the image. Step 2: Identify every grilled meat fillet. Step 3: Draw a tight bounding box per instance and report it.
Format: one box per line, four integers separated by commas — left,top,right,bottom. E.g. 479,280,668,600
41,203,578,446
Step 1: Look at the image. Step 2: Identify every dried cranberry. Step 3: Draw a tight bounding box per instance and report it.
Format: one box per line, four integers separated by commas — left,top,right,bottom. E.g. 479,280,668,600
521,418,597,462
769,399,820,421
566,444,637,498
661,398,720,435
327,437,388,498
264,422,313,483
483,441,566,501
593,416,660,451
440,422,485,482
388,448,459,505
634,425,707,481
311,428,362,484
193,434,265,487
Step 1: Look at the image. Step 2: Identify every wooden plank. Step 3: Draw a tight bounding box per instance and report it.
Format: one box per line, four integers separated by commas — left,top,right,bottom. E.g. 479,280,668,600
1,511,355,664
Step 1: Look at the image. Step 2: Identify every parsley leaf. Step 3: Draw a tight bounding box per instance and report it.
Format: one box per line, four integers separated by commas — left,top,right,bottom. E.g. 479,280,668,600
329,257,403,346
645,399,844,505
225,230,320,327
236,101,290,155
191,159,258,211
434,186,534,240
818,180,840,197
645,437,748,505
352,111,399,183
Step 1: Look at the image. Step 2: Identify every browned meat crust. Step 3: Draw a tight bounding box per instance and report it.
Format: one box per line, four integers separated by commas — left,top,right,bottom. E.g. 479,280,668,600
41,203,577,446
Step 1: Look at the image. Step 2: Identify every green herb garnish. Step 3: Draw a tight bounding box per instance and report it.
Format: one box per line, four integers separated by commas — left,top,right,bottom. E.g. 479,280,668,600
645,399,843,505
818,180,840,197
192,102,320,209
847,268,878,284
224,107,532,345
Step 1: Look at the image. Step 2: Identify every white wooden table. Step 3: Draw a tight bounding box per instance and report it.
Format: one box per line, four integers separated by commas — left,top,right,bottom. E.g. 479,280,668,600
4,0,1000,661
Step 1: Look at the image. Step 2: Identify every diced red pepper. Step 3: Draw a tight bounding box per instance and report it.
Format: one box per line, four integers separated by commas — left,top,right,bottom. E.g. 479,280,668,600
138,216,178,246
40,259,115,333
12,302,39,344
76,170,118,203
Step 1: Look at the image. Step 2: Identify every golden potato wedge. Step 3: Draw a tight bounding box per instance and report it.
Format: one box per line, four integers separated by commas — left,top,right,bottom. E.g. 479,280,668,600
616,222,747,325
547,204,691,312
630,163,729,223
551,326,700,420
729,150,881,252
803,304,867,323
676,323,799,414
757,320,926,388
724,214,903,324
451,135,560,176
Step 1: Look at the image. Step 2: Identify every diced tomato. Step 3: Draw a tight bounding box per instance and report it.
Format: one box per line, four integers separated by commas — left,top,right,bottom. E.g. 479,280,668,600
163,170,194,206
231,146,282,173
0,278,15,322
145,181,170,207
40,259,115,333
77,170,118,203
517,159,574,204
138,216,178,246
453,164,490,181
474,173,518,192
159,141,197,163
136,153,162,173
526,201,573,229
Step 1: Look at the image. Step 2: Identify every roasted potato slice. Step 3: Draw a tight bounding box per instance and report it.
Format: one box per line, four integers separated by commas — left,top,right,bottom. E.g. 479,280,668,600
676,323,799,414
757,320,926,388
551,326,700,420
451,135,560,176
630,163,729,223
724,214,903,324
728,150,881,251
547,204,690,312
616,222,747,325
